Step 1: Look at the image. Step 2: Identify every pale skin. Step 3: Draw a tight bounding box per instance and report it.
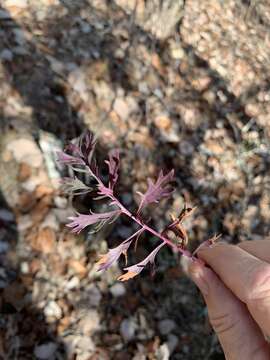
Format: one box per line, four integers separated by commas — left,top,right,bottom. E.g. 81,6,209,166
188,240,270,360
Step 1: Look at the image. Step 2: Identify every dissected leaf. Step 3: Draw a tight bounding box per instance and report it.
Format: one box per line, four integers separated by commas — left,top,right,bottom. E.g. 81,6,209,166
56,151,85,165
105,149,120,190
57,130,97,173
67,210,121,234
79,130,97,166
88,210,121,234
96,229,144,271
65,142,82,157
137,170,175,214
96,183,114,199
118,242,165,281
164,206,197,247
61,177,92,195
60,131,203,282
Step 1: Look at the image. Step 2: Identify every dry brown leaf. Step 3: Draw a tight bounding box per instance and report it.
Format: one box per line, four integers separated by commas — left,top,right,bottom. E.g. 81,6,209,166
31,227,56,254
68,259,87,277
18,162,32,182
35,184,54,199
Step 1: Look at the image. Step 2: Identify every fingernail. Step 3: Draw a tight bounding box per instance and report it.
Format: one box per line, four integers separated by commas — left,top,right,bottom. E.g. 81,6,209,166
188,262,209,296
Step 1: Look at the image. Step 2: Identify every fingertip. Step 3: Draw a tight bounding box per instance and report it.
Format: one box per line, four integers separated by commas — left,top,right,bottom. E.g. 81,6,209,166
196,242,232,262
188,261,213,296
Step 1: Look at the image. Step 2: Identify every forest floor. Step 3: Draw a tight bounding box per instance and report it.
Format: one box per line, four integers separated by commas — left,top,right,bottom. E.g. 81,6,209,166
1,0,270,359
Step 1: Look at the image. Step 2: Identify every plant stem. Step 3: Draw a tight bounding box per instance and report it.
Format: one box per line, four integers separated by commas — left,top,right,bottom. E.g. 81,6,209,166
86,166,191,257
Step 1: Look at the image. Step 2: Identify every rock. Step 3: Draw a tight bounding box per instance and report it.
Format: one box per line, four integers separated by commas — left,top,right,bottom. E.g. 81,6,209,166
76,353,95,360
120,318,137,342
44,300,62,319
0,209,15,222
154,115,172,131
66,276,80,290
158,319,176,335
13,28,25,46
54,196,68,209
0,241,9,254
170,46,185,60
76,336,95,353
17,215,33,232
0,9,10,20
41,212,59,231
155,343,170,360
88,285,102,307
38,130,63,186
53,208,74,224
13,46,29,56
62,335,77,358
0,49,13,62
68,69,88,101
138,82,150,94
110,283,126,298
18,162,32,181
242,205,259,232
179,141,195,156
6,0,28,8
68,259,87,277
57,316,71,333
7,138,43,168
5,0,28,17
113,96,137,122
78,284,102,308
81,22,92,34
79,309,100,335
31,227,56,254
166,334,178,354
113,98,130,121
34,342,58,359
46,55,65,75
20,261,29,274
21,177,44,192
35,184,54,198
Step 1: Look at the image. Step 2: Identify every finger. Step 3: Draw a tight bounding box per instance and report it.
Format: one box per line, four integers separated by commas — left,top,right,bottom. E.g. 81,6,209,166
188,261,269,359
197,243,270,336
239,240,270,263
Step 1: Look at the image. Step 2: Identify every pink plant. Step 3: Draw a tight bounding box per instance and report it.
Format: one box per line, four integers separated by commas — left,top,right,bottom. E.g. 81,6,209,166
57,130,215,281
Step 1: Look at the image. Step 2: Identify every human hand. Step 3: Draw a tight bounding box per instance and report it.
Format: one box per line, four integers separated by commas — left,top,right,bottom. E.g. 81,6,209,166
188,240,270,360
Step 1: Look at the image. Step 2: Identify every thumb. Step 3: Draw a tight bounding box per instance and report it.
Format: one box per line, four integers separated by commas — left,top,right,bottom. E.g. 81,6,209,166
188,260,269,359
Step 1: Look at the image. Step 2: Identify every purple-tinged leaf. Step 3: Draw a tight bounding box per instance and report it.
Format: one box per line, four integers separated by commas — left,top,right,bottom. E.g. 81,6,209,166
97,229,144,271
65,142,82,157
88,210,121,234
137,170,175,214
105,149,120,190
61,177,92,195
89,157,99,176
70,167,89,174
79,130,97,166
56,151,85,165
67,210,121,234
118,242,165,281
58,131,97,174
96,183,114,198
134,229,144,251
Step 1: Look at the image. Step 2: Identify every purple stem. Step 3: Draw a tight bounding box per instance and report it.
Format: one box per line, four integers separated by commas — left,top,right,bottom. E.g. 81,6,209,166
86,166,192,258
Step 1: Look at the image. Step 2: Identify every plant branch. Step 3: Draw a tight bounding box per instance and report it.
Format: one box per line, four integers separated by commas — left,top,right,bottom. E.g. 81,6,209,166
86,165,192,257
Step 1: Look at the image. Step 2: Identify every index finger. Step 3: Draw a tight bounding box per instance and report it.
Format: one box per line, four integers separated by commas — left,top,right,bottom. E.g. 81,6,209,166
197,243,270,336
